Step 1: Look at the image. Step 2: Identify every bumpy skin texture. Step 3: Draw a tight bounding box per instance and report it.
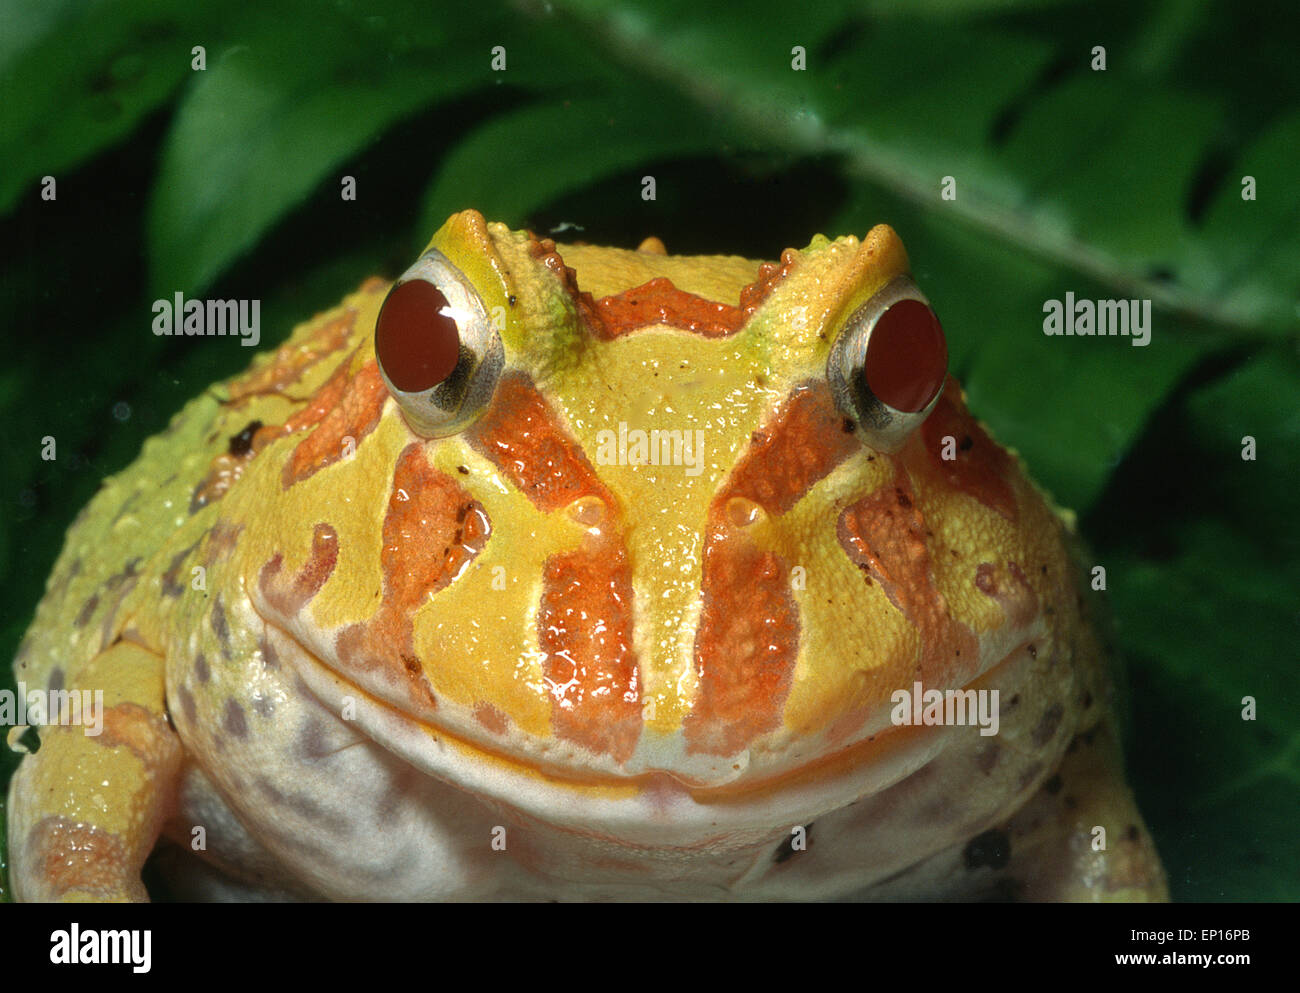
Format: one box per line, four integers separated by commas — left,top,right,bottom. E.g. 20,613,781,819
8,211,1166,901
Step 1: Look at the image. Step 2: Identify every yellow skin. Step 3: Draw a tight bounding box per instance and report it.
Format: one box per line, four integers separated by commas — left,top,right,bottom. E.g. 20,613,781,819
7,211,1166,901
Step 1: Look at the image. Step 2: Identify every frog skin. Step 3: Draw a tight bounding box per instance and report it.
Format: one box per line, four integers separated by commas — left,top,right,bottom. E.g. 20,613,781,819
7,210,1167,902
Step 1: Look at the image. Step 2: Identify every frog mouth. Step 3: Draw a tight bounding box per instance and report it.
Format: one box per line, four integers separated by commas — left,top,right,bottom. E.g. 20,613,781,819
267,612,1049,851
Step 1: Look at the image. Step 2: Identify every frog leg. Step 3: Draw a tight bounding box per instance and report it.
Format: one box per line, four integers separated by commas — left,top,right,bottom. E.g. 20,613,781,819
868,713,1169,902
7,639,182,902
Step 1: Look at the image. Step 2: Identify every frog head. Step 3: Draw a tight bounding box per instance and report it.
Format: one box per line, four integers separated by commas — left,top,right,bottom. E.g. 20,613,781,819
219,210,1087,850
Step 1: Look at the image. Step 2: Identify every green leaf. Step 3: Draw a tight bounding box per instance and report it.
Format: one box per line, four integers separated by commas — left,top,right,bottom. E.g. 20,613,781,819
1100,349,1300,900
1191,111,1300,329
549,0,1299,336
147,4,504,296
418,93,740,240
0,0,225,212
931,219,1216,513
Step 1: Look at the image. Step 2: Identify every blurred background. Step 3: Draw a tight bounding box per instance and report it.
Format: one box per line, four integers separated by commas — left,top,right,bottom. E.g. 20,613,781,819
1,0,1296,901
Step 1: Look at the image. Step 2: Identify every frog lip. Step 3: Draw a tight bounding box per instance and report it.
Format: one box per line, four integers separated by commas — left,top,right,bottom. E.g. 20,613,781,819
268,614,1046,849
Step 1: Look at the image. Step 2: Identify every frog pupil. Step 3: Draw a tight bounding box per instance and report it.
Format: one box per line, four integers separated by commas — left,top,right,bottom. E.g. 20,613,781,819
375,280,462,393
862,299,947,413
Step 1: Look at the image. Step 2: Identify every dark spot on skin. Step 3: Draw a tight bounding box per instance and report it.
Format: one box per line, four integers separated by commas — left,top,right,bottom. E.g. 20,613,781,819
1044,773,1063,795
1006,694,1020,710
895,487,912,509
841,418,855,434
258,777,286,805
1040,565,1048,575
963,829,1011,870
378,766,418,821
1031,703,1064,747
211,596,232,659
1126,824,1140,842
455,503,470,523
257,776,351,836
261,639,280,670
161,541,199,598
773,823,814,864
1081,727,1097,747
252,694,274,718
194,653,210,684
959,434,973,452
75,594,100,627
402,654,420,677
228,420,263,457
975,740,1000,775
1064,794,1078,810
457,465,469,475
298,718,332,761
1026,643,1037,660
176,685,197,724
47,668,64,694
223,699,247,738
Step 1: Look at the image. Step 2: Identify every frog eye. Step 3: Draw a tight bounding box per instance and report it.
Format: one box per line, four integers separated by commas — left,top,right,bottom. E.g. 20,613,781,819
375,248,504,438
827,275,948,451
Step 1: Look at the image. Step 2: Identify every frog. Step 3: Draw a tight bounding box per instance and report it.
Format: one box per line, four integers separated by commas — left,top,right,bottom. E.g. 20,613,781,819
6,209,1167,901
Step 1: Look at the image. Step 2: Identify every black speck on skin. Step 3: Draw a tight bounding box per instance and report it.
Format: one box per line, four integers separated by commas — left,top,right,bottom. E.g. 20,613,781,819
964,829,1011,870
228,420,263,457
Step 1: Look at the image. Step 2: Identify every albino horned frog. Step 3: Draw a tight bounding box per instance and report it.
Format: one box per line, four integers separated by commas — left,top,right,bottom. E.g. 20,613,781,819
8,210,1167,901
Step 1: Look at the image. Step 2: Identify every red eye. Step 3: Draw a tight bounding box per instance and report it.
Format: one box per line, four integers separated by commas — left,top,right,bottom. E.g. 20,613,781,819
862,299,948,413
375,280,461,393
